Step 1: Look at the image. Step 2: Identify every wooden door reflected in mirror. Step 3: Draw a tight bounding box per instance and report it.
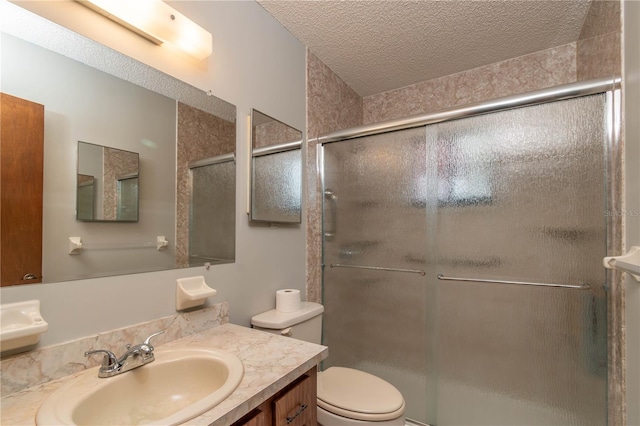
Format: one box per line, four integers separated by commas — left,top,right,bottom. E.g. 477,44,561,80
1,93,44,286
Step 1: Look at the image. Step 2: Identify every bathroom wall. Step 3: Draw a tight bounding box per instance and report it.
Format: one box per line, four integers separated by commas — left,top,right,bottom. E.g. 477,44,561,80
623,1,640,424
577,0,622,81
0,0,307,348
362,43,577,124
253,120,302,149
305,51,363,303
359,0,622,123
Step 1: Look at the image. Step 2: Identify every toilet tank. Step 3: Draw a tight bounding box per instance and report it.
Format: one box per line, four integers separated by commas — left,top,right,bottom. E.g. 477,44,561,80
250,302,324,344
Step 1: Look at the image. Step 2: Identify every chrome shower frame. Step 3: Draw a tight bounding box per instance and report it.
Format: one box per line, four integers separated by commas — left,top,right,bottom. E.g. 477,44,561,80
317,76,624,424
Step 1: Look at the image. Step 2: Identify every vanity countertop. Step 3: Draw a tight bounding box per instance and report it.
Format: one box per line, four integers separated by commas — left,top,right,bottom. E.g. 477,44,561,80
0,323,328,425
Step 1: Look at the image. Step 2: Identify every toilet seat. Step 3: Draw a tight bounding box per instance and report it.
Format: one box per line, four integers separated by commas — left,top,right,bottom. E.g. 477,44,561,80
317,367,405,422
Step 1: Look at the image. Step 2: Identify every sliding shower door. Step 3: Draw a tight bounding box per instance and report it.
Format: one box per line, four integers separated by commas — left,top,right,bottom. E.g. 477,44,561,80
322,127,435,423
189,159,235,265
430,94,608,425
321,89,611,425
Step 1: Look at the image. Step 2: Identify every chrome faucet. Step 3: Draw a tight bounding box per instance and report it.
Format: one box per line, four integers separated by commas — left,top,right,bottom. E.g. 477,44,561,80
85,330,165,378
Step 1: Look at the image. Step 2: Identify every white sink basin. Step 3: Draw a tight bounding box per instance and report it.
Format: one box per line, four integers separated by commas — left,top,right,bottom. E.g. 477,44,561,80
36,347,244,426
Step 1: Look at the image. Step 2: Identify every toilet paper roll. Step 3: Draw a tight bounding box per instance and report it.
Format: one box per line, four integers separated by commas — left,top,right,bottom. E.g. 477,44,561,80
276,289,301,313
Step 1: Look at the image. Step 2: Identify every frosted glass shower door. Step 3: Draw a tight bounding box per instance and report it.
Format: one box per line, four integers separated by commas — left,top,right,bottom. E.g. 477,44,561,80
189,160,235,265
322,127,435,423
430,94,608,425
116,177,138,221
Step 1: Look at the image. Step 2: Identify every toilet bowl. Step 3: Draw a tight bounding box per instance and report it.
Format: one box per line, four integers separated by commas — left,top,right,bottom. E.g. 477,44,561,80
251,302,406,425
317,366,405,426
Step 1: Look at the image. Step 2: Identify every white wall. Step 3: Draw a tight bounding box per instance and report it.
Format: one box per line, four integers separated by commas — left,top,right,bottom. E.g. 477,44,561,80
623,2,640,425
0,0,307,347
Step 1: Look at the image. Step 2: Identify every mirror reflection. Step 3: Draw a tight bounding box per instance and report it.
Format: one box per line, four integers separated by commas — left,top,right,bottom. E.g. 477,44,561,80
188,154,236,267
250,109,303,223
77,141,139,222
1,28,237,285
175,102,236,268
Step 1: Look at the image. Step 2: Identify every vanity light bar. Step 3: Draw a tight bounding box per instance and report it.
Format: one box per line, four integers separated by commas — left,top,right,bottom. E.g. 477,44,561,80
76,0,213,60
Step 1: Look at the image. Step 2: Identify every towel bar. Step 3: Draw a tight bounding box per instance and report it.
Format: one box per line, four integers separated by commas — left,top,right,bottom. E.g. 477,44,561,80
329,264,426,276
436,274,589,289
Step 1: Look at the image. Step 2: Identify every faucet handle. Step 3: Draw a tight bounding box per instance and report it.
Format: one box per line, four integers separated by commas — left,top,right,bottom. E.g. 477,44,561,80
85,349,118,369
143,330,165,346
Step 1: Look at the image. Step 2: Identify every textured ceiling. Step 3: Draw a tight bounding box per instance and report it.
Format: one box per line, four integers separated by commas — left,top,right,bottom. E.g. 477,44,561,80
257,0,593,97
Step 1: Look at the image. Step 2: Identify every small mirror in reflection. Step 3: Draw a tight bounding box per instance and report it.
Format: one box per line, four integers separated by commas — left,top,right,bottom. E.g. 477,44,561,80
77,141,139,222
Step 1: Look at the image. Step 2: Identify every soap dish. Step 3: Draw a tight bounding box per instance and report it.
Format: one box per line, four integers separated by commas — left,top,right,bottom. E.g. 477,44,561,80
0,300,48,353
176,276,217,311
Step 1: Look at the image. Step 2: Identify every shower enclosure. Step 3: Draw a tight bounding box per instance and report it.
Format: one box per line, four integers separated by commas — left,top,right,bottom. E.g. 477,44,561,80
116,176,139,221
188,154,235,266
320,78,620,425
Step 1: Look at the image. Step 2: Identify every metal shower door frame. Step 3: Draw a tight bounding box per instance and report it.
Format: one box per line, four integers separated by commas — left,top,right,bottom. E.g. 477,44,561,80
317,76,624,423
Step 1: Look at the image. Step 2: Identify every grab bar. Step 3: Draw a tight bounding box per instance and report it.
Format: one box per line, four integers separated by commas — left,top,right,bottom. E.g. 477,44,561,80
330,264,426,276
436,274,590,289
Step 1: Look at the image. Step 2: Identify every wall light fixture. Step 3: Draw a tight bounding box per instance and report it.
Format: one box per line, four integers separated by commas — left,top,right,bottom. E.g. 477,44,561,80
76,0,212,60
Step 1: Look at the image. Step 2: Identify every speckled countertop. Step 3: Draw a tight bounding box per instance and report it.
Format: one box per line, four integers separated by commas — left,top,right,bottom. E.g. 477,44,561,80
0,324,328,426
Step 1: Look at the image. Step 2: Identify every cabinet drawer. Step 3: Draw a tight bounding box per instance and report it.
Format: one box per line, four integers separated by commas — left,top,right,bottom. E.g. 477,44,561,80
273,373,316,426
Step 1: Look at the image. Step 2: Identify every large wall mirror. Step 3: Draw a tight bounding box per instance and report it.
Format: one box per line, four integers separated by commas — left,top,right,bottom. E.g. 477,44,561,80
0,13,237,285
250,109,303,223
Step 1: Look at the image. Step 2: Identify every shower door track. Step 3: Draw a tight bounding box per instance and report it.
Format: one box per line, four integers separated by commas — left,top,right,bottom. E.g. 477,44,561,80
317,77,620,145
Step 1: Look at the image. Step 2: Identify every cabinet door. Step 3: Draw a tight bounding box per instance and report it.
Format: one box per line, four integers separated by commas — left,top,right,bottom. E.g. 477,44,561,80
273,370,317,426
0,93,44,286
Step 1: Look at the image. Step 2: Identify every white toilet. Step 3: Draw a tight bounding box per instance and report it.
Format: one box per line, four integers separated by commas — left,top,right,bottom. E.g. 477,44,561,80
251,302,406,426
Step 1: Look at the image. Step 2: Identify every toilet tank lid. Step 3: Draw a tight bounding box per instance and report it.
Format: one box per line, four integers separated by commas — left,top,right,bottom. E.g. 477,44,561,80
250,302,324,329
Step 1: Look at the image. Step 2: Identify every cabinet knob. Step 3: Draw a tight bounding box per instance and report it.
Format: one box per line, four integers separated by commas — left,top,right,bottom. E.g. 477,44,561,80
23,273,38,280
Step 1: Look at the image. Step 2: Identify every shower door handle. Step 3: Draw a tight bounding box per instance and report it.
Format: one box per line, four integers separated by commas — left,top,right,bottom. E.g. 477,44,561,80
324,190,337,238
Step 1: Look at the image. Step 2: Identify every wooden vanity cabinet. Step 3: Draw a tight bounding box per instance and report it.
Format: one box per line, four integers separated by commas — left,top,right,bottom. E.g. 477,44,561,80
233,367,317,426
